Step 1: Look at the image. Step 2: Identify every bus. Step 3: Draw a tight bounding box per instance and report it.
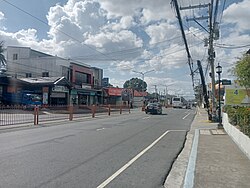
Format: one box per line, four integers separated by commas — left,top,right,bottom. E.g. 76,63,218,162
172,97,187,108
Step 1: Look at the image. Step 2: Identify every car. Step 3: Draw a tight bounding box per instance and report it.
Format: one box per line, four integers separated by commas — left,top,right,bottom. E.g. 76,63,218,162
186,103,191,109
145,103,162,115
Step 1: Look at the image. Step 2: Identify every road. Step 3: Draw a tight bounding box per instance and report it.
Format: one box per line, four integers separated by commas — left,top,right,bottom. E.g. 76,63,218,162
0,108,195,188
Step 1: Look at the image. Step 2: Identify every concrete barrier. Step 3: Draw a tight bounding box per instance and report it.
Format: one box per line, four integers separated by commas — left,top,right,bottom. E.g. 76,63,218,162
223,113,250,160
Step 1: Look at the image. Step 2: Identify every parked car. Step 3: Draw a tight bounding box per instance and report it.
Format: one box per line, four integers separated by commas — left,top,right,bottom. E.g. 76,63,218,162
145,103,162,114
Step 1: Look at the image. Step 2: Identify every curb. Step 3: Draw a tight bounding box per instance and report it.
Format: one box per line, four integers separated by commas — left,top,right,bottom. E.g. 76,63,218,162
164,133,193,187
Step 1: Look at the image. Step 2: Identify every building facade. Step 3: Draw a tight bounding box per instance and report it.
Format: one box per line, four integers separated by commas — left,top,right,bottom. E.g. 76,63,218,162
2,46,104,106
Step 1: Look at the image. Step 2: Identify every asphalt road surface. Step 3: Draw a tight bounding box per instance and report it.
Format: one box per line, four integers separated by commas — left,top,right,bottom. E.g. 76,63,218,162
0,107,195,188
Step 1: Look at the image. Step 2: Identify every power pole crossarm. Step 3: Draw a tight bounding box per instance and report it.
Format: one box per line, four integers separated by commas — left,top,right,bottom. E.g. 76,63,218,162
180,3,210,10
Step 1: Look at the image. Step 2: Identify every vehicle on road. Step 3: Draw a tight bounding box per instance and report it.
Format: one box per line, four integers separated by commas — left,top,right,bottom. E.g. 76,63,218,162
145,103,162,114
172,97,187,108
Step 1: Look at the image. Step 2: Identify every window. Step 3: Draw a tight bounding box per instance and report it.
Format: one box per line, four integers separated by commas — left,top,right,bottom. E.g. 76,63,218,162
75,71,90,85
26,73,32,78
42,72,49,77
13,53,18,60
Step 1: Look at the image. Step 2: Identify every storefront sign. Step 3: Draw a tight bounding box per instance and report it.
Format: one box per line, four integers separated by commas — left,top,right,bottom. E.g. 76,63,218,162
82,85,92,89
52,86,68,92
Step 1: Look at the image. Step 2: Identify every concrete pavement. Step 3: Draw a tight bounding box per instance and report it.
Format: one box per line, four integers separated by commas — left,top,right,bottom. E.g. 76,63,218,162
165,108,250,188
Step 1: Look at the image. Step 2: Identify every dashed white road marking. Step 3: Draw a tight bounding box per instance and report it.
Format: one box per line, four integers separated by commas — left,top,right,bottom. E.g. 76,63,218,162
182,113,191,119
142,117,150,120
96,128,106,131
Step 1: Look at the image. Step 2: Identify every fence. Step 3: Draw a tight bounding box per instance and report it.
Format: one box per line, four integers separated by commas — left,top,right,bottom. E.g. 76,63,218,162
0,104,131,126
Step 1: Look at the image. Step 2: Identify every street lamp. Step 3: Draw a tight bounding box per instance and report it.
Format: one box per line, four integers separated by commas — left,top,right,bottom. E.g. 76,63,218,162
132,69,154,109
216,63,223,128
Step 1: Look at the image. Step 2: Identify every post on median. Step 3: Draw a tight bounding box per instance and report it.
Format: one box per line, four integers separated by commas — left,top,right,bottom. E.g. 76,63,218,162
92,105,96,118
33,106,39,125
69,105,73,121
120,104,122,114
108,104,111,116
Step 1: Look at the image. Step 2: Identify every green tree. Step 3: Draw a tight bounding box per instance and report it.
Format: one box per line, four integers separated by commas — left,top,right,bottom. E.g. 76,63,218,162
123,77,147,91
234,54,250,90
0,41,7,74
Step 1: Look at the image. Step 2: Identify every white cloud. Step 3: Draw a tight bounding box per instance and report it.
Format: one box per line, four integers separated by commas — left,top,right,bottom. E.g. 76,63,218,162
223,0,250,32
0,11,5,21
145,22,180,44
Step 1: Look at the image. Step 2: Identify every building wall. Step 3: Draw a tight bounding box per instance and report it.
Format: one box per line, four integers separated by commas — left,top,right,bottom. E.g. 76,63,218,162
92,67,103,89
6,46,71,78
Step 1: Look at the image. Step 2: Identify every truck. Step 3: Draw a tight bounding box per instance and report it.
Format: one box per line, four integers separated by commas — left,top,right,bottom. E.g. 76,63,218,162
1,91,42,108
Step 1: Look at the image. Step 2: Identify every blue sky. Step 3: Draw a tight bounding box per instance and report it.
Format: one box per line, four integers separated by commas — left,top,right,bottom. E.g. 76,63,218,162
0,0,250,97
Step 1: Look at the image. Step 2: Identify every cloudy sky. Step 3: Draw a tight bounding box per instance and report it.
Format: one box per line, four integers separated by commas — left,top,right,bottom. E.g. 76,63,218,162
0,0,250,97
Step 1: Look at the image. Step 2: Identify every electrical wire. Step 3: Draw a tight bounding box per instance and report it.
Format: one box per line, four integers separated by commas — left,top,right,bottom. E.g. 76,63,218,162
214,43,250,49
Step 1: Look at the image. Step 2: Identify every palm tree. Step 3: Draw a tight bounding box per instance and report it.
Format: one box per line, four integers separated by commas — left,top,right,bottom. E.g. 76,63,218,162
0,41,7,74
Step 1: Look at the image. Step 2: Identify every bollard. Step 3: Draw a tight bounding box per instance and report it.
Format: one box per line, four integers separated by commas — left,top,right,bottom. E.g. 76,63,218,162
69,105,73,121
128,104,130,113
33,106,38,125
108,104,111,116
120,105,122,114
36,106,39,125
142,105,145,111
92,105,95,118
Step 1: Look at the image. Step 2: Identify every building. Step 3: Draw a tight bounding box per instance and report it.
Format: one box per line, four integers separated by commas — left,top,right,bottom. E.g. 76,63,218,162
2,46,104,106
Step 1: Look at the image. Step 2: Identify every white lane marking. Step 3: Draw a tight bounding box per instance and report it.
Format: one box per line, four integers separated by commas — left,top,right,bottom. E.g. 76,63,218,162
142,117,150,120
183,129,199,188
182,113,191,119
96,128,106,131
96,130,170,188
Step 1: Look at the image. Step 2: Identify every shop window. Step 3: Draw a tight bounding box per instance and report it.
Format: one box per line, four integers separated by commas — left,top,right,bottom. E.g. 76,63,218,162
13,53,18,60
26,73,32,78
42,72,49,77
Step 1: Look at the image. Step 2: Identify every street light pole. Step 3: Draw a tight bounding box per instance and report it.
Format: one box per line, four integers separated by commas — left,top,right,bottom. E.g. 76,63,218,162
216,63,223,129
132,69,154,109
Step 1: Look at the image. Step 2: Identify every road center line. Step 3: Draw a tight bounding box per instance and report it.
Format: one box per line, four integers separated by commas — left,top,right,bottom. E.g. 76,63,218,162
96,130,170,188
96,128,106,131
182,113,190,119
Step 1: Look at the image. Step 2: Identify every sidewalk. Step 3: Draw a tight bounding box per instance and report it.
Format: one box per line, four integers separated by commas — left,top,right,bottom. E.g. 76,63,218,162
165,108,250,188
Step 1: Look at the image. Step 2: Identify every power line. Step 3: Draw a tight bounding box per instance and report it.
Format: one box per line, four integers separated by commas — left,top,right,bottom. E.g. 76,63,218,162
214,43,250,49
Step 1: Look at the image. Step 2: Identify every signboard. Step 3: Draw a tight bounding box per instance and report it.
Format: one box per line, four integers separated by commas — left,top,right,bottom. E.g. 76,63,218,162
82,85,92,89
225,88,250,105
52,86,68,92
222,79,231,85
121,89,133,101
108,88,122,96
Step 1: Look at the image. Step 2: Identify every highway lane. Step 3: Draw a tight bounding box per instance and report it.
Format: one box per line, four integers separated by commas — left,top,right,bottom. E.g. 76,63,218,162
0,107,196,188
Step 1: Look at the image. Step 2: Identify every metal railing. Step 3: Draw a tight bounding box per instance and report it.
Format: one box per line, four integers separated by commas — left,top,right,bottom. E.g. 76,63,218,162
0,104,131,126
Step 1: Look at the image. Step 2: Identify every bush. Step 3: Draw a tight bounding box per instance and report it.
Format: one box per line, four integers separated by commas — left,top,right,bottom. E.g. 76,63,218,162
224,105,250,137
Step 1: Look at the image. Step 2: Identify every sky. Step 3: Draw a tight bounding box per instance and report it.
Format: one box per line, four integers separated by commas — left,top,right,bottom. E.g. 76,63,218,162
0,0,250,98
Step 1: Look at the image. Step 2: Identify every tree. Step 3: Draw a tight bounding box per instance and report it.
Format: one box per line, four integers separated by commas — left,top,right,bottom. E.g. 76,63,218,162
123,77,147,91
234,54,250,90
0,41,7,74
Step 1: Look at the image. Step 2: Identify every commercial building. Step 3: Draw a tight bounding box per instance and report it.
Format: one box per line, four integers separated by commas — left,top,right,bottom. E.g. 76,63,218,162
1,46,103,106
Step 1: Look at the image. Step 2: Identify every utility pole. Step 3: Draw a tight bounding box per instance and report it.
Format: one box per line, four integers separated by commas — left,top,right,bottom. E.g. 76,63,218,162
177,0,220,121
172,0,194,87
153,85,158,101
132,69,154,92
132,69,154,108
